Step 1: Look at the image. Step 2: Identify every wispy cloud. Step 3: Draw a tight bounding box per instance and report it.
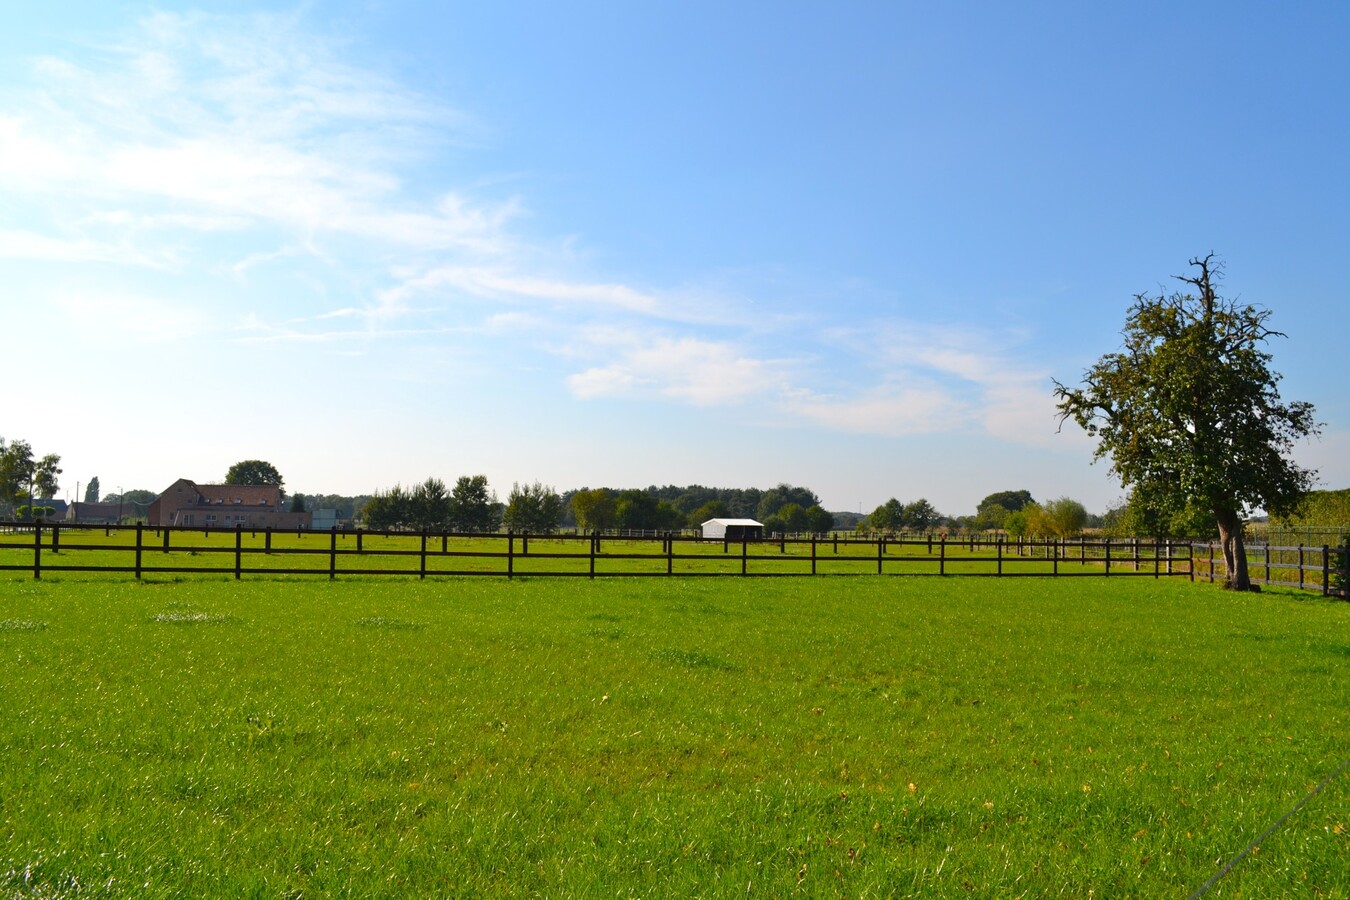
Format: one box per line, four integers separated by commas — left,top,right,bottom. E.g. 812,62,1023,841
1,10,1069,450
566,331,790,406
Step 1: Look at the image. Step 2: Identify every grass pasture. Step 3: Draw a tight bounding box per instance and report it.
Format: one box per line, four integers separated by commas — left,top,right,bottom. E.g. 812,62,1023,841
2,575,1348,897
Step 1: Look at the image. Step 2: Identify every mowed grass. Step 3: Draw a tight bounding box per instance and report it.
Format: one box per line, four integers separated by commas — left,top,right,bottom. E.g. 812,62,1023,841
2,575,1347,897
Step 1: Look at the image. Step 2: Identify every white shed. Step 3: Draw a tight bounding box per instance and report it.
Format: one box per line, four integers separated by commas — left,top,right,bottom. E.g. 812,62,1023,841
700,518,765,540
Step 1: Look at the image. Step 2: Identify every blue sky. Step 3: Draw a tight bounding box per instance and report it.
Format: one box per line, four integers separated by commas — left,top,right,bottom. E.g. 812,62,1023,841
3,1,1346,516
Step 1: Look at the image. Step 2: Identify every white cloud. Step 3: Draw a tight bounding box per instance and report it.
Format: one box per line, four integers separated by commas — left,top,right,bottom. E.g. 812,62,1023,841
567,334,786,406
785,386,967,436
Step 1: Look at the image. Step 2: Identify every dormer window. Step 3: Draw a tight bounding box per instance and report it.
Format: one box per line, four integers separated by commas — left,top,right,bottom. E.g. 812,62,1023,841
234,499,242,504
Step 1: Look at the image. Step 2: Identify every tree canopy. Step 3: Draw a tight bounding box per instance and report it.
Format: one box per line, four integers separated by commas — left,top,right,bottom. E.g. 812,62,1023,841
224,459,285,495
1055,255,1318,590
503,482,563,534
0,437,62,519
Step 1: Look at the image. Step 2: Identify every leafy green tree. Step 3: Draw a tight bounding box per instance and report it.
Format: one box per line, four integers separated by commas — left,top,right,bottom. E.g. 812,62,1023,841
805,505,834,535
1043,497,1088,538
290,493,306,513
979,490,1034,513
224,460,285,496
869,498,904,533
572,488,616,532
974,490,1033,530
687,500,729,529
85,476,100,504
450,475,500,532
777,499,804,534
756,484,821,521
0,438,61,519
362,484,412,530
903,499,940,531
504,482,563,534
1055,255,1318,590
411,478,452,530
1003,509,1030,539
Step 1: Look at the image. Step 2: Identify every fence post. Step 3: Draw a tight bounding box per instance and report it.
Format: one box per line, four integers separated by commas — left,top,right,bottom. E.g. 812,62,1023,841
997,538,1003,577
1104,538,1111,577
1208,543,1215,583
1263,543,1271,587
877,537,884,575
508,531,515,579
51,524,59,554
811,535,817,575
234,523,243,580
419,530,427,580
1298,545,1304,591
1154,538,1160,578
32,523,41,580
264,527,272,555
741,537,748,575
165,526,172,554
939,536,946,575
135,522,144,579
667,532,674,575
1053,539,1058,577
357,528,364,553
589,531,597,579
1323,545,1330,597
833,533,838,555
329,526,337,580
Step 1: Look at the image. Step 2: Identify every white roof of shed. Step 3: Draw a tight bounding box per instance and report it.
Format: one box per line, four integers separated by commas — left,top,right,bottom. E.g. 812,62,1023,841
701,518,764,527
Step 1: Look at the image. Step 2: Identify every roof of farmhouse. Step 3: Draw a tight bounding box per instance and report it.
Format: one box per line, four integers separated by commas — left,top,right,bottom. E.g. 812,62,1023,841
702,518,764,527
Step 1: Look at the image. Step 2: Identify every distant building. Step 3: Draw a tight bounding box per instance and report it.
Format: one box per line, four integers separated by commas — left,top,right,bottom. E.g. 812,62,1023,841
26,498,68,521
148,478,312,529
311,508,339,530
700,518,764,541
66,502,124,525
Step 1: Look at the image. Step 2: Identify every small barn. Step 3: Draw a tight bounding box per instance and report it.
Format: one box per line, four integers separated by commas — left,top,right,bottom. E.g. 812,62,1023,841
700,518,765,541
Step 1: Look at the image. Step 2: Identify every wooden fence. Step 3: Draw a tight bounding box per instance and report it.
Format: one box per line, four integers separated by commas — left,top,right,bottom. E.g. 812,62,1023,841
1191,541,1347,597
0,522,1207,581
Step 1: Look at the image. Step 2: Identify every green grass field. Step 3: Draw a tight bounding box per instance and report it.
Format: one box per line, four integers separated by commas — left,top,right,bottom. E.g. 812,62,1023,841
2,574,1347,897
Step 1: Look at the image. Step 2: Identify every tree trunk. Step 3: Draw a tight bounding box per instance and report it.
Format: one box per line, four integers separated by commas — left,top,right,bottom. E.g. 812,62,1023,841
1215,510,1251,591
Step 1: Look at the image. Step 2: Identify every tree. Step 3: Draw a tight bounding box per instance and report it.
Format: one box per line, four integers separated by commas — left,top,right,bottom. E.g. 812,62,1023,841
1055,255,1318,590
362,484,412,530
572,488,615,533
869,498,904,533
409,477,452,531
903,498,941,532
805,504,835,535
0,438,61,519
1043,497,1088,538
756,484,821,521
503,482,563,534
85,476,100,504
225,460,285,496
290,493,306,513
974,490,1034,531
450,475,500,532
687,500,729,529
776,503,810,534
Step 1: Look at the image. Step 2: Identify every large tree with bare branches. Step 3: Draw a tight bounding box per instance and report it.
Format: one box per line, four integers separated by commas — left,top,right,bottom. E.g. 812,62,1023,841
1054,255,1319,590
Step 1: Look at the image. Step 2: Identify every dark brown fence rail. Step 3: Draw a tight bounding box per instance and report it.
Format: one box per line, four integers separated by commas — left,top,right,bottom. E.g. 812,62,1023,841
0,522,1212,582
1192,542,1347,597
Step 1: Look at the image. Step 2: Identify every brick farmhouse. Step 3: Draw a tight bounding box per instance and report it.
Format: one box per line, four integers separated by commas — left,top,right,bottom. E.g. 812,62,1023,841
148,478,312,530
